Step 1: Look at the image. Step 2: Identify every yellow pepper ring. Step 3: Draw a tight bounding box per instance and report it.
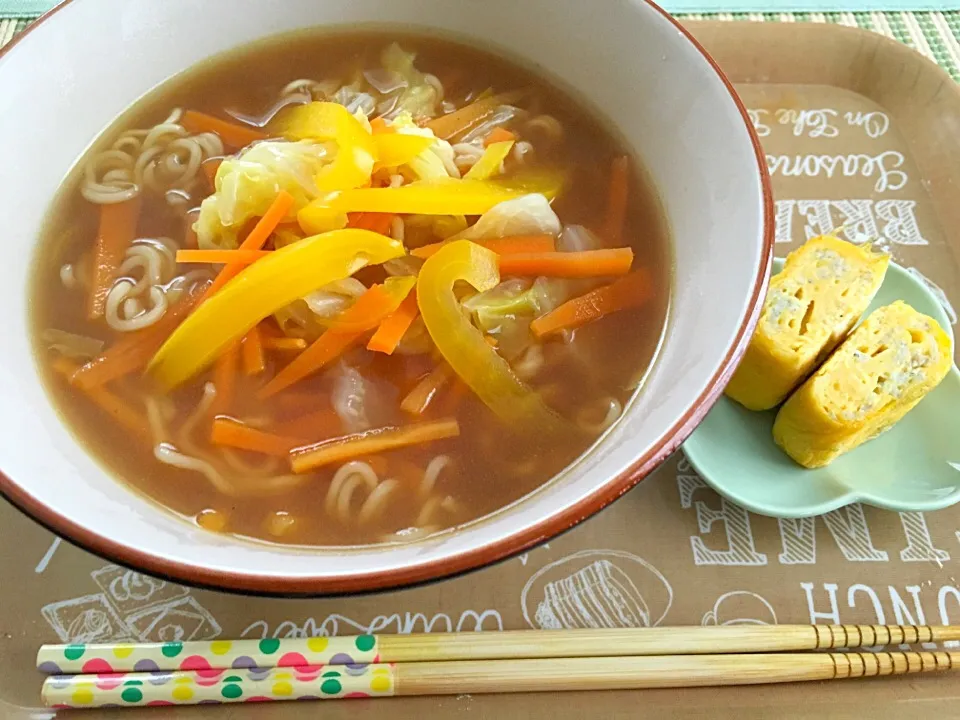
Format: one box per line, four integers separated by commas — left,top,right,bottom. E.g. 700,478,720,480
417,239,570,435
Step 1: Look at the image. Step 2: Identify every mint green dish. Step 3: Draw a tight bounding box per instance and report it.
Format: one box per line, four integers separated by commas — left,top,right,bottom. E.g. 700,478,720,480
683,259,960,518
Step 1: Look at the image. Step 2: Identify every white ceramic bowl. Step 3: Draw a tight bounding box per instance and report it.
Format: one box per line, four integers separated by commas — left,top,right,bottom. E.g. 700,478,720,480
0,0,772,594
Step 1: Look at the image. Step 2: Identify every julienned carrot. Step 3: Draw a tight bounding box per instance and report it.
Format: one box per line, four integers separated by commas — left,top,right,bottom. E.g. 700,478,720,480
210,341,239,416
241,326,265,376
178,249,272,265
177,249,272,265
400,364,453,415
51,357,147,439
258,285,399,398
273,406,342,439
484,127,517,147
72,282,207,390
210,417,299,457
498,248,634,278
367,290,419,355
290,418,461,474
88,197,142,320
203,190,295,298
425,90,524,140
411,234,556,260
181,110,267,149
325,283,408,334
530,268,653,339
369,117,395,135
262,328,361,398
604,156,629,244
348,212,395,236
262,336,308,352
201,158,223,191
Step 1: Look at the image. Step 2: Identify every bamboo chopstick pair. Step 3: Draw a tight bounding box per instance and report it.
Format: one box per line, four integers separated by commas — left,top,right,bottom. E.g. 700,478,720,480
38,624,960,709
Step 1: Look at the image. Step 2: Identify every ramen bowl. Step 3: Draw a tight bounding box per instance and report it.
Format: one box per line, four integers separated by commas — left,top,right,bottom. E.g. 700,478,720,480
0,0,772,594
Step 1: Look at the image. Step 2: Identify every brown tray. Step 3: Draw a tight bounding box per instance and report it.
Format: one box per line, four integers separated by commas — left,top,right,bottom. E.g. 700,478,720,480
3,20,960,720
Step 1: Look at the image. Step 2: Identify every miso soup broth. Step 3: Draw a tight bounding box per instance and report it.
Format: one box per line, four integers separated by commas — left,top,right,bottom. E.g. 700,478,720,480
30,30,671,546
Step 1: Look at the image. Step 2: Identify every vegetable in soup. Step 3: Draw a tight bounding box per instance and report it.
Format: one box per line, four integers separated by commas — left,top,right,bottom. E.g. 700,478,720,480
30,31,671,546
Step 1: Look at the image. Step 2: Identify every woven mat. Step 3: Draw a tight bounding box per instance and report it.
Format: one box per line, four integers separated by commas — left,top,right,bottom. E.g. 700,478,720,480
2,11,960,81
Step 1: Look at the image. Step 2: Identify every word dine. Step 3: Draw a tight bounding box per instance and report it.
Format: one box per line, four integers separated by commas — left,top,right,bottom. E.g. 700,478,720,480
678,460,952,566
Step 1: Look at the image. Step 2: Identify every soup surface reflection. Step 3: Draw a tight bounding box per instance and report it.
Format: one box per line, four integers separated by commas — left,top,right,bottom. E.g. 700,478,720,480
31,31,671,546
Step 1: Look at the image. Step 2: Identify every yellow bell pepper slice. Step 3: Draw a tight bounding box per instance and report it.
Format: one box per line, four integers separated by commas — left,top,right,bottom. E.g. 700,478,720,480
148,230,405,390
373,134,435,170
297,205,348,236
272,102,376,192
417,240,569,433
464,140,514,180
305,171,565,216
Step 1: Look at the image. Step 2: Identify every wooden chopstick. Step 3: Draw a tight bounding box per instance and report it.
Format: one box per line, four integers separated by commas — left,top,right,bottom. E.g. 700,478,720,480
36,625,960,675
41,651,960,708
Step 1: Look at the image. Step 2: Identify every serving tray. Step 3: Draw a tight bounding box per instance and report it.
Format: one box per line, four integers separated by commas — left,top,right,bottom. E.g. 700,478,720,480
1,20,959,719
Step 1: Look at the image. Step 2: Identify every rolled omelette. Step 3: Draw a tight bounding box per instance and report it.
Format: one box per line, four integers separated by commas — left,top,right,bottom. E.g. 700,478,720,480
726,235,889,411
773,300,952,468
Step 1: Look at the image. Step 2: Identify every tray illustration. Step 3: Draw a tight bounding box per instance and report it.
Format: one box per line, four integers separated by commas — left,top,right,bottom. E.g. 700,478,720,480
1,20,959,720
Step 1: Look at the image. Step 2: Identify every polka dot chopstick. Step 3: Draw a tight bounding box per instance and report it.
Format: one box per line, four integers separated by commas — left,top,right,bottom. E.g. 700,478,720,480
37,625,960,709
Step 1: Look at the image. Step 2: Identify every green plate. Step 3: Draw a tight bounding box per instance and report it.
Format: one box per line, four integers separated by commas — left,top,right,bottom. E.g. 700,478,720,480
683,259,960,518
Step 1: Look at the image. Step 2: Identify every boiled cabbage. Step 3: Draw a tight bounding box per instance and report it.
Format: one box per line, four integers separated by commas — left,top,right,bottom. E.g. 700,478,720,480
391,111,458,180
456,194,561,241
380,43,441,119
196,140,331,249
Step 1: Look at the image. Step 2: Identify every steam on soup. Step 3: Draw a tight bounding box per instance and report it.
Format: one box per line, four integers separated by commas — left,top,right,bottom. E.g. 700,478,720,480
31,31,670,546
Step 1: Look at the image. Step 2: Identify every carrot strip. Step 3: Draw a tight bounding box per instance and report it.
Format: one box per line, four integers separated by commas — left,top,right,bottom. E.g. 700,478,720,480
498,248,634,278
201,158,223,191
604,156,629,245
411,234,555,260
369,117,395,135
51,357,147,439
181,110,267,149
262,336,308,352
348,212,395,236
324,284,403,334
72,282,207,390
367,289,419,355
482,235,556,256
290,418,461,473
203,190,295,298
177,249,272,265
259,332,360,399
210,417,299,457
484,127,516,147
425,90,524,140
241,326,266,376
530,269,653,339
273,406,342,439
260,282,408,397
401,364,453,415
210,341,239,416
87,197,142,320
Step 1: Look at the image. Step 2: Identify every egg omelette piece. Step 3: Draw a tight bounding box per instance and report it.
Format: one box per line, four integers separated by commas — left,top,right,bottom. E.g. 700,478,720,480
773,300,953,469
725,235,890,411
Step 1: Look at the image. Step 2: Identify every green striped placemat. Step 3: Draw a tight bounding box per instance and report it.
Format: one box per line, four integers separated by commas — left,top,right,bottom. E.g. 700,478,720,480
1,11,958,81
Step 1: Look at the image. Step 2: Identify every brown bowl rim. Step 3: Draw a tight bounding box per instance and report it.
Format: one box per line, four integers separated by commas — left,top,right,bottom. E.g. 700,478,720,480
0,0,774,596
